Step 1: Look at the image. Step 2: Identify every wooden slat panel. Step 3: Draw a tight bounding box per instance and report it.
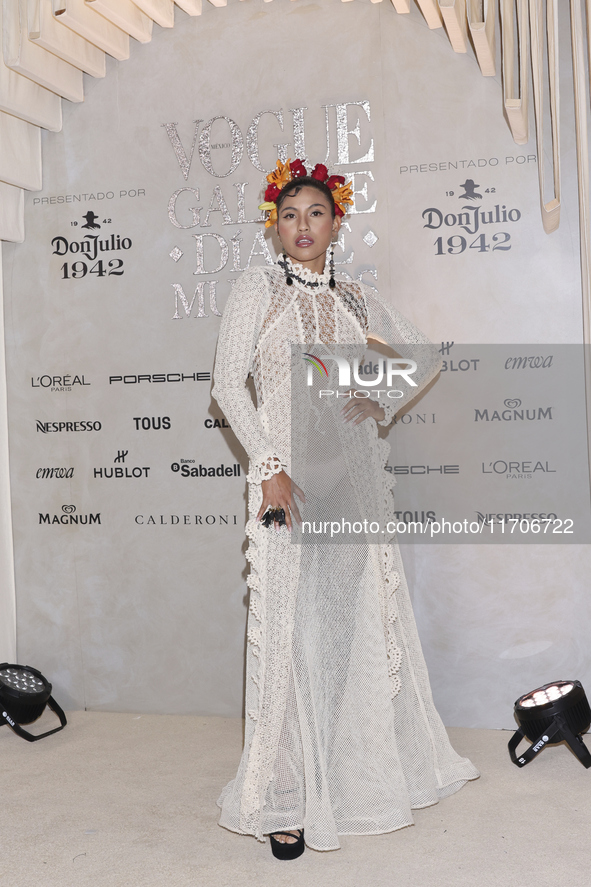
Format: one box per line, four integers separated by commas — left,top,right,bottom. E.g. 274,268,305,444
52,0,129,60
85,0,152,42
0,181,24,242
4,0,84,101
438,0,467,52
500,0,528,144
570,0,591,485
174,0,201,13
0,110,42,190
529,0,560,233
467,0,496,75
390,0,411,12
205,0,226,7
416,0,443,29
0,5,61,130
28,0,105,77
129,0,174,27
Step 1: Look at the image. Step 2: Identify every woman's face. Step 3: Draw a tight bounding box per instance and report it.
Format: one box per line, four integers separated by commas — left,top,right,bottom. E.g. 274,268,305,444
275,186,341,273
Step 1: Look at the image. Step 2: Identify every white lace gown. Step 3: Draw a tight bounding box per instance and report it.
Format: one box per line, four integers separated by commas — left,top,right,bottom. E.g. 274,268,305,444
212,259,479,852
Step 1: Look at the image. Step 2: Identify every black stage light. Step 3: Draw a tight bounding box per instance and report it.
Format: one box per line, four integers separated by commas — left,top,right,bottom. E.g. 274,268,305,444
508,680,591,768
0,663,66,742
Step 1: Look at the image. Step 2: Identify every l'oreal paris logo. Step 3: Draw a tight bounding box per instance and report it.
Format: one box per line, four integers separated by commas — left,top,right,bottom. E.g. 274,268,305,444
302,353,417,392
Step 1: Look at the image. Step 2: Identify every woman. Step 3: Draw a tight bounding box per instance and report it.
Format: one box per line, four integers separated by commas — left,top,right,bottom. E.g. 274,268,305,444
212,160,478,859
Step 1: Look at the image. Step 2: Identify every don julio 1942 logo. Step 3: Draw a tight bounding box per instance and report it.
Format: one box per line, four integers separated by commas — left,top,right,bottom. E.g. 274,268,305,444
51,211,132,281
423,179,522,256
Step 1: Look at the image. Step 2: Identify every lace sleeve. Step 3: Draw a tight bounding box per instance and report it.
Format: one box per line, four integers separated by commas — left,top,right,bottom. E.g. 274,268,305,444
362,286,442,427
212,269,285,482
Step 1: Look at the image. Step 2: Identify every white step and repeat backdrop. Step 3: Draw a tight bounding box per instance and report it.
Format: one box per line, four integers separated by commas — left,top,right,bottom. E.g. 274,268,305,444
2,0,590,726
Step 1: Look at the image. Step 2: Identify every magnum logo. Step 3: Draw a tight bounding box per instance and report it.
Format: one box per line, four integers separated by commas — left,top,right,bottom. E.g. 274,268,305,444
39,505,100,525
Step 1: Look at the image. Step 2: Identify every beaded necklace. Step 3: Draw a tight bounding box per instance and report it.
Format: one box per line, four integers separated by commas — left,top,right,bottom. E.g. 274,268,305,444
278,251,336,289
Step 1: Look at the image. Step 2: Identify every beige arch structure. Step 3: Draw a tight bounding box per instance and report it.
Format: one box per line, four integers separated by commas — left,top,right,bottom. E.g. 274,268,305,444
0,0,590,660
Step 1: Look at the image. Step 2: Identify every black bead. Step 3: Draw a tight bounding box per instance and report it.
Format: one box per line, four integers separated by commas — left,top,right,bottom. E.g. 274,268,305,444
286,276,293,286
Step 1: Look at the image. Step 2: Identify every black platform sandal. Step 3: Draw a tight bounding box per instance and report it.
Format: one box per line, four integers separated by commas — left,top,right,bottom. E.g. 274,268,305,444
269,829,305,860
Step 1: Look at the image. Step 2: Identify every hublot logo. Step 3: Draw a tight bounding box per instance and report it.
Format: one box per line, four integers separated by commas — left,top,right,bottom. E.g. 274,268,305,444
94,450,150,479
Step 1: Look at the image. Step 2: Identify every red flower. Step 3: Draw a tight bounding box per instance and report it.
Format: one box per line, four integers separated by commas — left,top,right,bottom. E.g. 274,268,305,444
326,175,346,190
290,159,307,178
334,204,345,217
311,163,328,182
264,183,280,202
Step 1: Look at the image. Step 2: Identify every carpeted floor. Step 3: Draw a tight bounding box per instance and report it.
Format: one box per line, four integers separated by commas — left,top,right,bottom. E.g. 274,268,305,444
1,710,589,887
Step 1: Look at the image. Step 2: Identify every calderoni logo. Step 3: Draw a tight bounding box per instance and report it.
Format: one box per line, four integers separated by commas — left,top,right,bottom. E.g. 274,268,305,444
474,399,553,422
204,417,230,429
36,420,102,433
134,513,238,526
392,412,436,426
109,372,210,384
31,374,90,392
39,504,100,525
170,461,241,478
36,467,74,479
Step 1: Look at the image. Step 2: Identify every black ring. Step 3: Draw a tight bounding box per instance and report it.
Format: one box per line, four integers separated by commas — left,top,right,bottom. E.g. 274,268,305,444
261,508,286,528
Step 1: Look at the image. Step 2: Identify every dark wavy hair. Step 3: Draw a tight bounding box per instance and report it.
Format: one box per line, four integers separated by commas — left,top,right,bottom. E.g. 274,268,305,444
275,176,336,220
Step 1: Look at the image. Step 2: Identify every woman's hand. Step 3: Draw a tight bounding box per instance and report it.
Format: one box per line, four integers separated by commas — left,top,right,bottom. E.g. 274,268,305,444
340,391,385,425
257,470,305,531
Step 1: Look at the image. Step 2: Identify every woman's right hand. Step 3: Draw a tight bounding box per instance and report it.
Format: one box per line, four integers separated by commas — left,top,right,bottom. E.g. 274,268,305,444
257,470,305,531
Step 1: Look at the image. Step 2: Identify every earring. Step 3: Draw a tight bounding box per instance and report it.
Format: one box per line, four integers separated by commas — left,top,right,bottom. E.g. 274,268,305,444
282,252,293,286
329,246,336,289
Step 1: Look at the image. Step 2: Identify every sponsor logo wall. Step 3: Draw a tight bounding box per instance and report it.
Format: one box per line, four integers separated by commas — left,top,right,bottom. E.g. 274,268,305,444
1,0,588,725
381,344,590,543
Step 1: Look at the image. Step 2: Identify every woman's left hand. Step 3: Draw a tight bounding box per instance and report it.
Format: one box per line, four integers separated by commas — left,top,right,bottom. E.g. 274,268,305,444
340,391,385,425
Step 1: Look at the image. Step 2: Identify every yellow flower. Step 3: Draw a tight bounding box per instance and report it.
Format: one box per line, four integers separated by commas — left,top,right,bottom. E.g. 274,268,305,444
257,202,278,228
331,181,354,213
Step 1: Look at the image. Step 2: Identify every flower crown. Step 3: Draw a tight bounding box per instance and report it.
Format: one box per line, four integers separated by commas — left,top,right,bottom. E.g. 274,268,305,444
258,158,354,228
